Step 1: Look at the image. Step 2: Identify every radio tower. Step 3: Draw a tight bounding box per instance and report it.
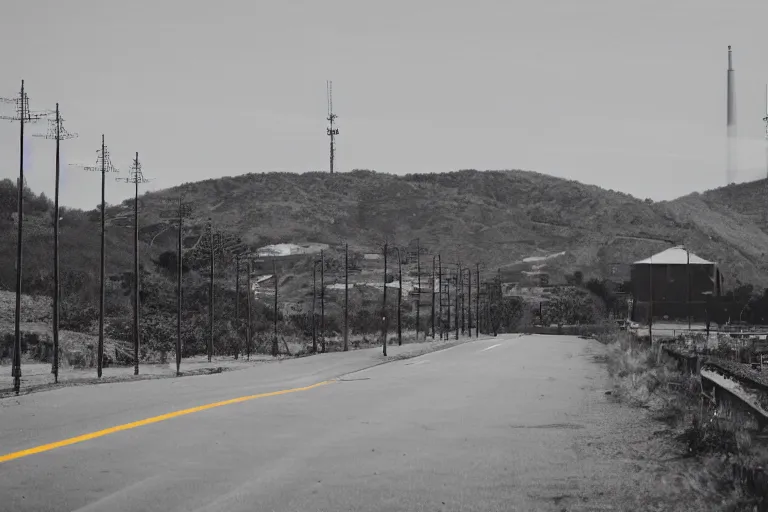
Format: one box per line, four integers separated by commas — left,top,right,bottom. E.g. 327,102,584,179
763,84,768,179
726,45,736,185
1,80,46,395
326,80,339,174
33,104,77,383
117,153,151,375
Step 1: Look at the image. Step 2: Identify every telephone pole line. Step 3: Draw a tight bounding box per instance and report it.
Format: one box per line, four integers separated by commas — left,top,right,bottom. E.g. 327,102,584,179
159,196,193,375
431,256,436,339
344,243,349,351
326,80,339,174
33,103,77,383
382,242,388,356
72,135,119,378
273,259,279,357
415,239,421,341
320,250,325,353
1,80,45,394
117,152,151,375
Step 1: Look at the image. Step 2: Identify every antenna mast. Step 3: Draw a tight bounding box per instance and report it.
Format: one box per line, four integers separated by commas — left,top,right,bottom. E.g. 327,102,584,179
326,80,339,174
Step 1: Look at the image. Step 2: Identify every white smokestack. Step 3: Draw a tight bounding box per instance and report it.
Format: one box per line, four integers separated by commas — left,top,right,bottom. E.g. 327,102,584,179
726,45,736,185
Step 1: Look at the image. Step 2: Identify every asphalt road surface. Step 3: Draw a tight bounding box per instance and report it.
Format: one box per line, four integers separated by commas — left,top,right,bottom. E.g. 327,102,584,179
1,335,646,511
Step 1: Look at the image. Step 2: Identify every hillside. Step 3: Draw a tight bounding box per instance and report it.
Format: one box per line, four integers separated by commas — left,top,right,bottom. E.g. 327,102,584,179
5,169,768,361
137,169,768,287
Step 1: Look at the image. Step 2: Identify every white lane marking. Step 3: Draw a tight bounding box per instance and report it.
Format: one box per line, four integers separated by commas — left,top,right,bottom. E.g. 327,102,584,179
480,343,501,352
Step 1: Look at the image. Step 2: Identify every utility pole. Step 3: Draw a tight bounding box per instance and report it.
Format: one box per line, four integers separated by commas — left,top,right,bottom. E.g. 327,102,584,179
395,247,402,346
235,254,241,359
455,266,460,341
74,135,118,378
2,81,44,394
209,219,215,361
320,249,325,353
117,152,150,375
159,196,192,376
438,255,443,340
431,256,436,339
467,266,472,337
382,242,388,356
686,247,691,331
33,103,77,383
344,243,349,351
476,264,480,338
273,259,279,357
246,259,252,361
446,271,451,340
416,239,421,341
312,260,318,353
326,80,339,174
190,222,241,361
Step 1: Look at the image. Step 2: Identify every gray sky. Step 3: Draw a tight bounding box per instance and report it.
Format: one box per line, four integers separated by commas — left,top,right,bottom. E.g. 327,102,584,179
1,0,767,209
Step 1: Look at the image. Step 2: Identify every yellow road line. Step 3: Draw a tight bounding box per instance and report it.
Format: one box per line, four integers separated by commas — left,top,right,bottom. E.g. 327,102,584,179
0,379,334,464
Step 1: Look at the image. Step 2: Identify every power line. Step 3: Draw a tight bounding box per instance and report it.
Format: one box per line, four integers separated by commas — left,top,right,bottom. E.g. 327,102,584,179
1,80,46,395
159,196,194,375
116,153,152,375
71,135,119,378
32,103,77,384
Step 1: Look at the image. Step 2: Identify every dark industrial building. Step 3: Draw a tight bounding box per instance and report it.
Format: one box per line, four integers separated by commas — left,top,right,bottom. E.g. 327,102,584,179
630,246,722,323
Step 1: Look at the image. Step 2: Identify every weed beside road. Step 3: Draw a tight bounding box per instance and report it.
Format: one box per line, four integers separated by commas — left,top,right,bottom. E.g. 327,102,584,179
602,332,768,511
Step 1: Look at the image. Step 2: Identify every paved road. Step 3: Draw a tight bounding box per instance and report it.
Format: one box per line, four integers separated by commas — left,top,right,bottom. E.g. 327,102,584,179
1,335,637,511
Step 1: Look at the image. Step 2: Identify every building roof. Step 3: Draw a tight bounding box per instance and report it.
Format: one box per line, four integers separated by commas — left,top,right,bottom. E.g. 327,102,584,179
633,246,714,265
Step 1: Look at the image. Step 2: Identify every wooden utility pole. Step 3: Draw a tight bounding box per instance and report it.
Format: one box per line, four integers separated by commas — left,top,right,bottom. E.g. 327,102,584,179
382,242,388,356
116,152,150,375
73,135,119,377
235,255,240,359
438,255,443,340
175,198,183,374
246,259,252,361
467,266,472,337
396,247,402,346
208,219,215,362
312,261,318,353
475,264,480,338
430,256,436,339
455,266,460,340
344,243,349,351
446,271,451,340
686,247,691,331
159,196,191,376
416,239,421,341
33,103,76,383
272,259,279,357
320,250,325,353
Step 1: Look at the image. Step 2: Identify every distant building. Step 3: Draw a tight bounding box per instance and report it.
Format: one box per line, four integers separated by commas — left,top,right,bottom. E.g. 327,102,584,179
630,246,722,323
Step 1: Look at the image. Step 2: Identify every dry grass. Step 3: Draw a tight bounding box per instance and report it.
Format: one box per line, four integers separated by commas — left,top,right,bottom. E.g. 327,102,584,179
603,332,768,510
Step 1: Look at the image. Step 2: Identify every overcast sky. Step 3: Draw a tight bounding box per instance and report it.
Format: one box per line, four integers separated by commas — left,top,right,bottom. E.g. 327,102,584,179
1,0,767,209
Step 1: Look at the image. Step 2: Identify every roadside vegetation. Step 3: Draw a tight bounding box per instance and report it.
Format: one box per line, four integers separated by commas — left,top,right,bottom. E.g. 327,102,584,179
602,332,768,511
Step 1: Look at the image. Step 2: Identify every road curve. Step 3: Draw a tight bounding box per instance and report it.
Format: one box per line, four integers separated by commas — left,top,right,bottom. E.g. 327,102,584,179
1,334,644,511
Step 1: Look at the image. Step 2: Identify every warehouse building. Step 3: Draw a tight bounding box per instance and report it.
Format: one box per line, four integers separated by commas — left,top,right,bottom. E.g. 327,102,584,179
630,246,722,323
